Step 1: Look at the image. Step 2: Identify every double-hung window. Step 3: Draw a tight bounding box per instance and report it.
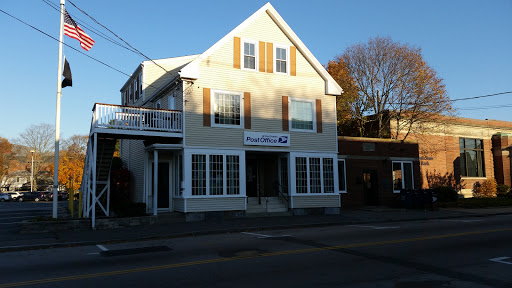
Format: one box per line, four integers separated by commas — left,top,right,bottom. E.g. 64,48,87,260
275,45,288,74
392,161,414,193
290,98,314,131
212,90,243,127
459,138,485,177
134,78,139,101
242,40,257,71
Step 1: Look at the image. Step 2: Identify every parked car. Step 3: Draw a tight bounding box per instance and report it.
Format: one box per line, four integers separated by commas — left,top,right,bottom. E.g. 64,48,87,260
49,192,69,201
0,193,12,202
17,192,45,202
7,192,22,200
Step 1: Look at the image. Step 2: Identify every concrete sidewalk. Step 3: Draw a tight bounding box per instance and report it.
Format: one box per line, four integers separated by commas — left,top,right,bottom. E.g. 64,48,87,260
1,206,512,253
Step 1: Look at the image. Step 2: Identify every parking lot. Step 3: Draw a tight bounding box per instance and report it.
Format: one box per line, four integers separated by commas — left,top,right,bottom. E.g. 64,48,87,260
0,201,69,234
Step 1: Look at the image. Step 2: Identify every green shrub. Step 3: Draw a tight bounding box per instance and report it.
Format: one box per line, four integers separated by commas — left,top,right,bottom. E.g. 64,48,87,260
497,184,510,197
472,179,497,198
434,186,458,202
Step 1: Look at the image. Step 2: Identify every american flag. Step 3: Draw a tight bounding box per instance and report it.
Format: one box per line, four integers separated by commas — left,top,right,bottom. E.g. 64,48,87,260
63,9,95,51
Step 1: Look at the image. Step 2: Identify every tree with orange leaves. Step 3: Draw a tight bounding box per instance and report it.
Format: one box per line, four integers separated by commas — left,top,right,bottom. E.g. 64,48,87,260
0,137,13,183
53,135,87,192
328,36,453,140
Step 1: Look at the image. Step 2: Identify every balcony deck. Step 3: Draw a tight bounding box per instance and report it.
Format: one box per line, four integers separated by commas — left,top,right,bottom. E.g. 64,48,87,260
90,103,182,138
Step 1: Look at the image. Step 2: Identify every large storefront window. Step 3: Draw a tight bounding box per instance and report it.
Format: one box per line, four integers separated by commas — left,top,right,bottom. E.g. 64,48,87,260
294,155,336,194
192,155,206,196
190,153,241,196
459,138,485,177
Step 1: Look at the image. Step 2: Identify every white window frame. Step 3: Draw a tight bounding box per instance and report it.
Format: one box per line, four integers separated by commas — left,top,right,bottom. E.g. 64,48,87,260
337,159,347,193
290,153,338,195
211,89,244,129
184,149,246,198
241,38,258,72
274,44,289,75
122,91,127,105
289,97,316,133
128,85,132,103
155,100,161,109
392,161,414,193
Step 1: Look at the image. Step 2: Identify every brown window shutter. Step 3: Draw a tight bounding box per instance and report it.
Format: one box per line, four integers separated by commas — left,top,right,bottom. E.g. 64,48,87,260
244,92,251,129
267,42,273,73
290,46,296,76
259,41,266,72
203,88,211,127
316,99,322,133
234,37,241,69
282,96,289,131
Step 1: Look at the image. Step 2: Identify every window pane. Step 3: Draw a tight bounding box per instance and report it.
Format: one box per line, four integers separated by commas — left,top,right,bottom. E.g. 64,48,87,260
309,158,321,193
465,138,476,149
323,158,334,193
393,162,402,191
192,154,206,195
226,155,240,195
291,100,313,130
476,139,483,149
338,160,346,191
214,92,241,126
459,138,465,149
460,150,467,177
466,150,477,177
476,150,484,177
295,157,308,193
403,163,413,189
209,155,223,195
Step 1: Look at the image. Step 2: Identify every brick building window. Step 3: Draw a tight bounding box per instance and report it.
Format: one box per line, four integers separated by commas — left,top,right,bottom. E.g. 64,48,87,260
459,138,485,177
393,161,414,193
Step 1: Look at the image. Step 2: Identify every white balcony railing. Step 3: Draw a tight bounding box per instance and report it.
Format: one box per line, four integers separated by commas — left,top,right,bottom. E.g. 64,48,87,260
92,103,182,133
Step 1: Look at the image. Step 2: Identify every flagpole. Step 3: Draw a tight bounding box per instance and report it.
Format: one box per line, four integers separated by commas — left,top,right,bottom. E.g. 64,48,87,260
53,0,65,219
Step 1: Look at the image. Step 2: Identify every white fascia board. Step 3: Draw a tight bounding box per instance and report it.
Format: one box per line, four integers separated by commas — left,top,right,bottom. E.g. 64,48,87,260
120,64,142,91
264,6,342,96
179,3,274,80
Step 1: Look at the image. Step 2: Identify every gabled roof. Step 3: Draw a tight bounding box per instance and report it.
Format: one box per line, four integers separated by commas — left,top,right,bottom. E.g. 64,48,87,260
179,2,343,96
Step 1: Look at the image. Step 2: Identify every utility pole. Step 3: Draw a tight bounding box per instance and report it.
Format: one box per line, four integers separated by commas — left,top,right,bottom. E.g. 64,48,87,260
30,150,35,192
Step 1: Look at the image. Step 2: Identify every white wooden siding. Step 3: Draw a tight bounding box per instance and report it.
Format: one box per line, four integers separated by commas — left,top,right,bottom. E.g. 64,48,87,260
184,12,336,152
124,140,145,203
291,195,340,208
173,198,185,212
185,197,246,212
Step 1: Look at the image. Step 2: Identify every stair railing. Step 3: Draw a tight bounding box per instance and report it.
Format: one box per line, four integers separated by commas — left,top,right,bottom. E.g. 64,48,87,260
274,181,290,208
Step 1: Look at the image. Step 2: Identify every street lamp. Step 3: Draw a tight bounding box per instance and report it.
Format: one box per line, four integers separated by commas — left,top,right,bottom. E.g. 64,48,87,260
30,150,35,192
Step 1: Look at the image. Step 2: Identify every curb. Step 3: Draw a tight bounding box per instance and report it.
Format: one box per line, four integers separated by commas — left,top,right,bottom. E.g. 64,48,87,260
2,210,512,253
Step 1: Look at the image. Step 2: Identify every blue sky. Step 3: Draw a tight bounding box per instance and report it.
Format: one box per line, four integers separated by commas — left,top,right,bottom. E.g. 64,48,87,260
1,0,511,141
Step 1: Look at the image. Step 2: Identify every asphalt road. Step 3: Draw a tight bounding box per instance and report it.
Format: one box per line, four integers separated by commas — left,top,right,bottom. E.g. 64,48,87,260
0,214,511,288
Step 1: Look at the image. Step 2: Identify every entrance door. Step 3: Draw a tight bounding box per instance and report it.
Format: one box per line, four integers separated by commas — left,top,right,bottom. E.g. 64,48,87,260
151,162,170,209
246,159,258,197
363,170,379,205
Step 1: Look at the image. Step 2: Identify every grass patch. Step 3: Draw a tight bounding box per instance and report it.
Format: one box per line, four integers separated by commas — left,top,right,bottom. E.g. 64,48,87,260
438,197,512,209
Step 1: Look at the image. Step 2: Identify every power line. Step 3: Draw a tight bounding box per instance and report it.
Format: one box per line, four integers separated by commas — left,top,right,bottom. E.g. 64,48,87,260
0,9,161,90
67,0,172,76
451,91,512,102
457,103,512,111
41,0,139,54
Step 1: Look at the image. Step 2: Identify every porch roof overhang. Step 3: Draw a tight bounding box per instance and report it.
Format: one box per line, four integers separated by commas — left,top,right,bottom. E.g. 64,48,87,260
145,143,183,151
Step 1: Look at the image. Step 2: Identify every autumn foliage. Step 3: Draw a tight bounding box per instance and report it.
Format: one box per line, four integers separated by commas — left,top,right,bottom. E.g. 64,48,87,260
55,135,87,192
327,36,454,140
473,179,498,198
0,137,13,181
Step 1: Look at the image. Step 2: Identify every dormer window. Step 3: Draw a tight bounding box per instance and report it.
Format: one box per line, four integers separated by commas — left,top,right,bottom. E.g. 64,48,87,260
242,39,258,71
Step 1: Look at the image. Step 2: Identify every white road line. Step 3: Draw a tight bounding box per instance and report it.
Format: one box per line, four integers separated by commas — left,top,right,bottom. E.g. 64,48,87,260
489,257,512,265
349,225,400,230
443,219,483,223
241,232,291,238
96,244,108,251
87,252,100,255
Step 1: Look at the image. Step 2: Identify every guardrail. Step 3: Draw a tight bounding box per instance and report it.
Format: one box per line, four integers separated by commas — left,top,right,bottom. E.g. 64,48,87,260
92,103,182,133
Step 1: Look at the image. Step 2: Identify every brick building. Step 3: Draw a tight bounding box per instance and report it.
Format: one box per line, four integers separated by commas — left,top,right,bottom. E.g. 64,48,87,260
391,116,512,197
338,137,421,207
